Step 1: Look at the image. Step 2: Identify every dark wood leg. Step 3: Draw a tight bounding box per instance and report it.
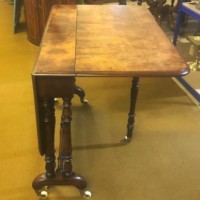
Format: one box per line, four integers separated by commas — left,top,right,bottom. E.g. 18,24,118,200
74,85,88,104
44,99,56,178
118,0,126,5
57,97,87,189
32,97,88,198
125,77,140,141
32,98,56,194
55,85,88,104
137,0,143,5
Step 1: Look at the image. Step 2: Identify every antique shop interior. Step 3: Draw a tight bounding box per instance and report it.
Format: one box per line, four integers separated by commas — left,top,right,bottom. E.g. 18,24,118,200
1,0,200,199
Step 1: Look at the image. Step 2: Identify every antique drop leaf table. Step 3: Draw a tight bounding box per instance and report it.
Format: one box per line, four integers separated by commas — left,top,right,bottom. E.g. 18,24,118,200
32,4,189,198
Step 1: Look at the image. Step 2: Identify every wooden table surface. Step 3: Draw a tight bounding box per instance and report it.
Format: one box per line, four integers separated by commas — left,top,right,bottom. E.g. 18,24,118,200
33,5,188,77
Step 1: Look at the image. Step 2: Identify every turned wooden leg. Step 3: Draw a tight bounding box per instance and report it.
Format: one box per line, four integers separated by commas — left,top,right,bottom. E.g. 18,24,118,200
57,97,87,189
32,97,89,198
125,77,140,141
41,98,56,178
32,98,56,194
58,97,73,176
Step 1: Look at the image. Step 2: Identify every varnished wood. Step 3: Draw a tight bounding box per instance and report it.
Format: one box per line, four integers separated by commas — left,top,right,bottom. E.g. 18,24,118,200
75,5,188,76
32,96,87,193
32,5,189,197
74,86,86,103
35,5,188,77
32,76,75,155
32,171,87,194
126,77,140,139
41,98,56,178
33,6,77,74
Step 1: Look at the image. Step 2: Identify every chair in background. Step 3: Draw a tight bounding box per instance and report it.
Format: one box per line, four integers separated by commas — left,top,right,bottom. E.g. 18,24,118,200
173,0,200,45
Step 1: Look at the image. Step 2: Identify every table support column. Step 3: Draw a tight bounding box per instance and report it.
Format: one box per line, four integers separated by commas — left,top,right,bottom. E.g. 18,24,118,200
125,77,139,141
58,97,73,176
43,99,56,178
32,97,88,198
57,97,87,190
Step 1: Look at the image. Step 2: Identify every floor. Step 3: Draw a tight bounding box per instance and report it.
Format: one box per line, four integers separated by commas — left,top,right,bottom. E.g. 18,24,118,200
1,1,200,200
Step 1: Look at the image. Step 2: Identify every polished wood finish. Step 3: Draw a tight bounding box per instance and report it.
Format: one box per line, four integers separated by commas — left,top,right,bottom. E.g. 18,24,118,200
75,5,188,76
34,5,188,76
126,77,140,139
32,5,189,197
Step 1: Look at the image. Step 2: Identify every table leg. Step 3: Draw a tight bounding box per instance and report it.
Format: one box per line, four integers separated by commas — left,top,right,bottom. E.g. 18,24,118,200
57,97,87,189
74,86,88,104
32,97,88,198
125,77,140,142
32,98,56,195
118,0,126,5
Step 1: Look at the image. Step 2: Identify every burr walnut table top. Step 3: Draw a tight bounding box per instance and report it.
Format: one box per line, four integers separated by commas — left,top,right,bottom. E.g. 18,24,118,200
33,5,189,77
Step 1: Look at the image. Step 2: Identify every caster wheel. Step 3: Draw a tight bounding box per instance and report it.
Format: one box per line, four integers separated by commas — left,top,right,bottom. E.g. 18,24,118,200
54,98,59,103
39,190,48,199
81,190,92,199
122,135,131,143
83,99,88,104
81,99,88,104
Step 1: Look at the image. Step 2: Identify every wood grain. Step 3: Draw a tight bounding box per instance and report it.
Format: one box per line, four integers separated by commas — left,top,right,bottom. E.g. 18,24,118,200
33,5,189,77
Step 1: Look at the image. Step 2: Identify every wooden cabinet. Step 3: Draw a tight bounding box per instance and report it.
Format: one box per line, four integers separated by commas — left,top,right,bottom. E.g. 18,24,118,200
24,0,75,45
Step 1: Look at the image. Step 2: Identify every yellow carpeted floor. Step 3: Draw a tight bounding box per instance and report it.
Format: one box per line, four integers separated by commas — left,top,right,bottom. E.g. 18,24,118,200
1,1,200,200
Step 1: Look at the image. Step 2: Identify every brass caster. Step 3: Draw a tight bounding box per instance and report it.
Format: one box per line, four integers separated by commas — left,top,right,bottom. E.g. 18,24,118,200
81,190,92,199
122,135,132,143
39,188,48,199
54,98,59,104
82,99,89,104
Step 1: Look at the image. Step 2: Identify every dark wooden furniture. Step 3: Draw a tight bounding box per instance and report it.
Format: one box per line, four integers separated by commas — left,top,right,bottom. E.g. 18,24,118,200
23,0,75,45
32,5,189,198
145,0,185,31
23,0,87,103
146,0,174,30
13,0,23,33
173,1,200,45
